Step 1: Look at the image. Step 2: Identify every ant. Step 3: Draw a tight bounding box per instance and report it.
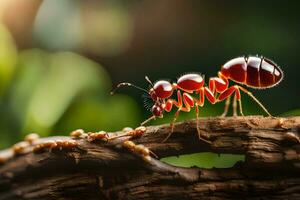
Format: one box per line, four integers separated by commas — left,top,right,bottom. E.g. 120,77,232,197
123,140,158,162
111,56,283,142
33,139,78,153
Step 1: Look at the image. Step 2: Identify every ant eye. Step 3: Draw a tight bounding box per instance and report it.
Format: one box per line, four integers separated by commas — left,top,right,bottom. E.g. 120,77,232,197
151,105,163,117
149,89,158,100
153,81,173,98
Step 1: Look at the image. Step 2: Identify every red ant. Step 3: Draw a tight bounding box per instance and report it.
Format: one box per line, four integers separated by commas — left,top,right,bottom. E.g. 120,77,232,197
111,56,283,142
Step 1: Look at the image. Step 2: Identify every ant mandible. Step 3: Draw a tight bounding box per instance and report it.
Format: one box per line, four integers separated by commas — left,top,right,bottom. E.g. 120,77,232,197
111,56,283,142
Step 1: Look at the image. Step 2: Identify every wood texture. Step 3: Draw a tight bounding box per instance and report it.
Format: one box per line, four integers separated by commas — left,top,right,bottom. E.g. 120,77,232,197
0,116,299,200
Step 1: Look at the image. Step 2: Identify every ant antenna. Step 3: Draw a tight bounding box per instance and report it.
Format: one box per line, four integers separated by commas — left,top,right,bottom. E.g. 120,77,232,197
110,82,148,95
145,76,154,87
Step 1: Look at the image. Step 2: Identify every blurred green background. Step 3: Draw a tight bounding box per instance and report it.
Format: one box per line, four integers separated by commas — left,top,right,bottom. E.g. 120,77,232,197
0,1,299,167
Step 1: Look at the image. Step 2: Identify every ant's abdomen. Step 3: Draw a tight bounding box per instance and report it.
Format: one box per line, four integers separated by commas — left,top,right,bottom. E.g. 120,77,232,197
221,56,283,89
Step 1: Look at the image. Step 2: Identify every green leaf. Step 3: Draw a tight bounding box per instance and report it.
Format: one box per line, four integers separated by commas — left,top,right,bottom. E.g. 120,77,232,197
280,109,300,117
161,152,245,169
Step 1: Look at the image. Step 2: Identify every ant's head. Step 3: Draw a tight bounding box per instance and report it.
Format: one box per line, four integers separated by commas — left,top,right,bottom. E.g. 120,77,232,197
110,77,172,117
151,102,164,118
146,77,173,101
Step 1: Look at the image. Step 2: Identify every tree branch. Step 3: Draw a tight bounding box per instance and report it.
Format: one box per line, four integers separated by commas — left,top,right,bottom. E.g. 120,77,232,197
0,116,299,200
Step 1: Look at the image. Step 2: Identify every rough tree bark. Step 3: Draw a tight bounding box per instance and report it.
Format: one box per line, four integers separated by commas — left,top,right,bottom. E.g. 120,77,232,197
0,116,299,200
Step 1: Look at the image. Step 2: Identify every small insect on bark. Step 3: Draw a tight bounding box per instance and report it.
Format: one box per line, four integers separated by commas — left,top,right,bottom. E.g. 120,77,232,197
87,131,109,142
109,126,147,140
111,56,283,142
33,141,58,153
0,149,14,165
24,133,40,144
12,141,30,155
33,140,78,153
122,140,157,162
70,129,87,139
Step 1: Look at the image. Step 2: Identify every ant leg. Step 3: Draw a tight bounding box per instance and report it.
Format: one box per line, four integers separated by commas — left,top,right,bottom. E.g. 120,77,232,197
232,94,238,117
218,85,241,116
162,91,185,142
163,92,198,142
141,115,156,126
204,87,216,104
238,86,272,116
195,104,201,139
238,98,244,116
221,96,231,117
232,86,243,116
195,104,200,138
195,104,211,144
232,86,244,116
163,109,181,142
